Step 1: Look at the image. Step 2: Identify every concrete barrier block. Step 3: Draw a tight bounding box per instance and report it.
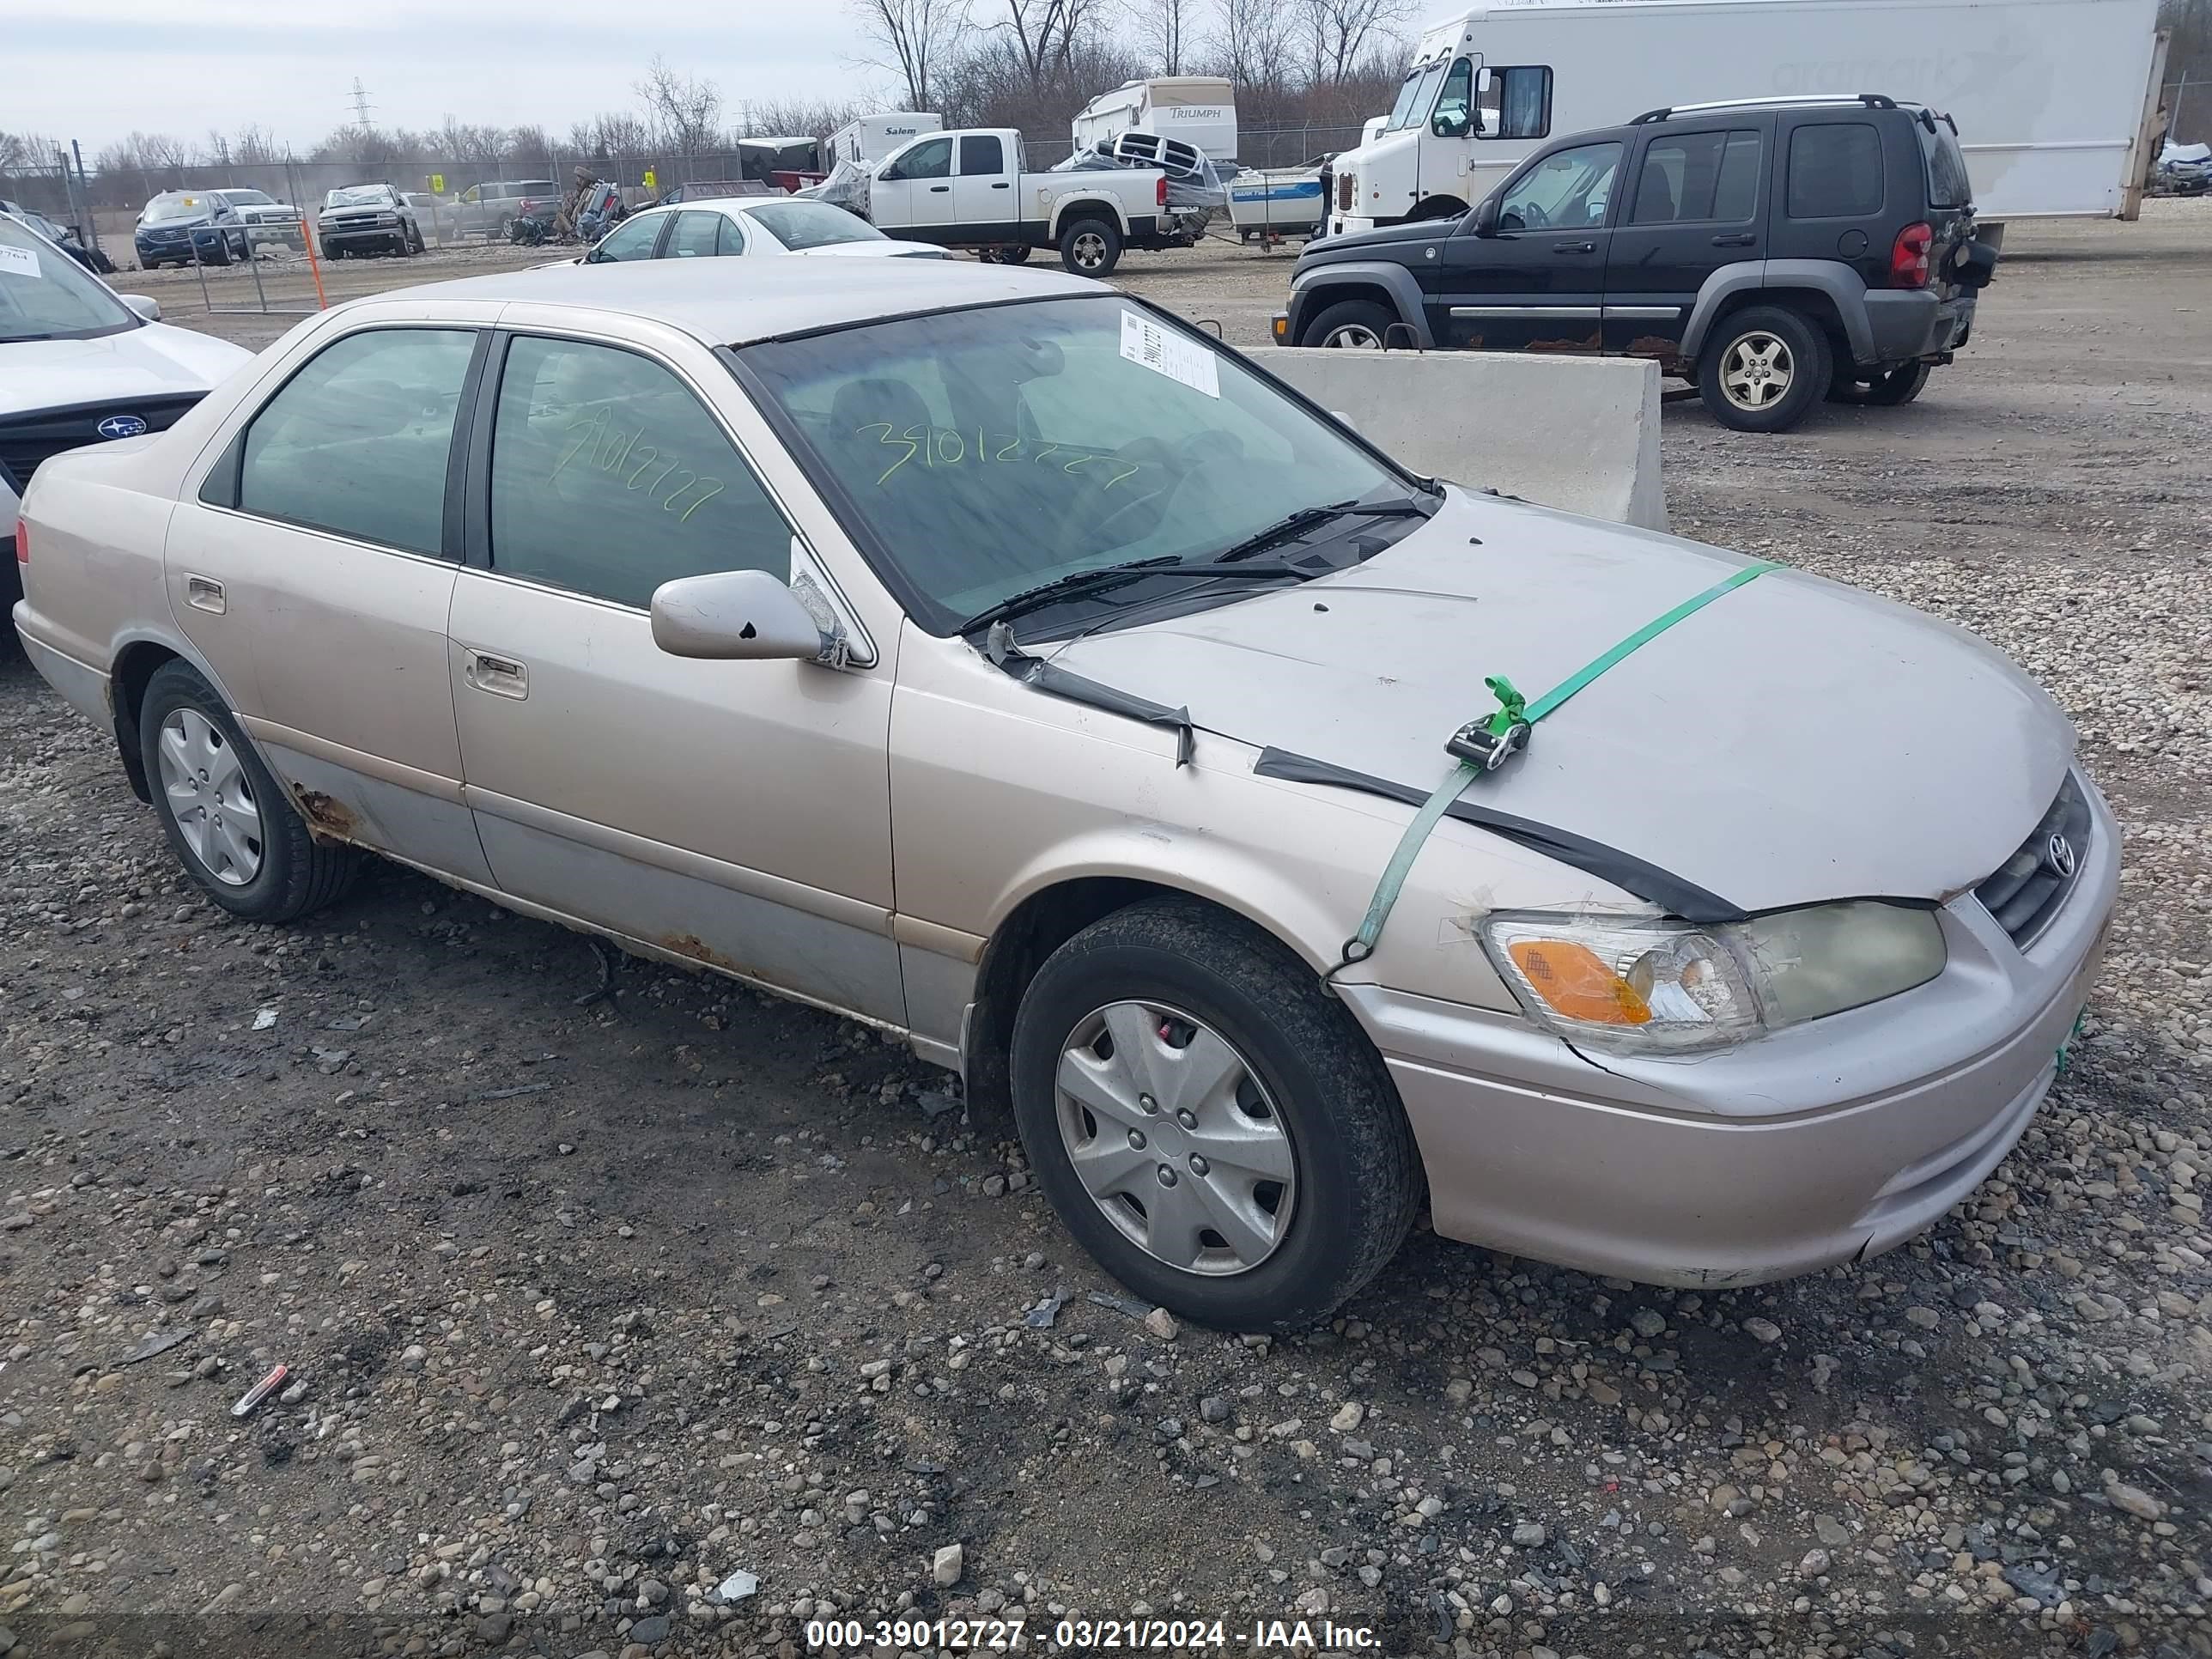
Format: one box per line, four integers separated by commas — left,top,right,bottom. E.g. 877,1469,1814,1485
1259,348,1668,532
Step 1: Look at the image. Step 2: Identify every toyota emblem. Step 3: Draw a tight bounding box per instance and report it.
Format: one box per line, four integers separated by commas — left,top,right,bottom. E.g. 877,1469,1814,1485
2043,834,2077,878
95,414,149,440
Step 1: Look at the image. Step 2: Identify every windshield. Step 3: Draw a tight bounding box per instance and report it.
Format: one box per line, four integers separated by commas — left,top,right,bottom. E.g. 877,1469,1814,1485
1389,61,1449,131
740,295,1410,636
219,189,274,206
142,194,208,223
325,185,393,208
744,199,884,249
0,216,137,343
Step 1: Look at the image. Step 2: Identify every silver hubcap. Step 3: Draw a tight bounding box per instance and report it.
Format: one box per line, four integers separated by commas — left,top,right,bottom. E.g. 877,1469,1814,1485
1323,324,1382,349
1073,233,1107,268
156,708,263,885
1054,1001,1297,1277
1720,331,1795,410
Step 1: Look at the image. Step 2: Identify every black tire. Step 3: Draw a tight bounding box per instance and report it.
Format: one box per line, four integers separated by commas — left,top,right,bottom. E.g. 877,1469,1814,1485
1697,304,1830,433
406,223,425,254
999,243,1032,264
319,240,338,261
1859,360,1931,406
1300,297,1395,349
139,662,359,925
1058,216,1122,276
202,235,231,268
1010,896,1423,1332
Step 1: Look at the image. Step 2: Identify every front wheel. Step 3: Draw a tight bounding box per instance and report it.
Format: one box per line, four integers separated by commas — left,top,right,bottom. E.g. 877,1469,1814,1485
1697,304,1830,434
1058,217,1122,276
140,662,360,925
1300,298,1395,349
1010,897,1423,1332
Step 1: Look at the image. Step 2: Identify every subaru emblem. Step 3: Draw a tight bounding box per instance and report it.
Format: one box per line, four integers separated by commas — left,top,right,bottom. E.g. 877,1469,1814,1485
96,415,149,441
2043,834,2077,879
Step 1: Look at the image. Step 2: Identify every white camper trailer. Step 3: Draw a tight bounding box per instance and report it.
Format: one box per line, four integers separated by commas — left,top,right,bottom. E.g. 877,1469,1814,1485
828,112,945,168
1326,0,2167,236
1073,77,1239,163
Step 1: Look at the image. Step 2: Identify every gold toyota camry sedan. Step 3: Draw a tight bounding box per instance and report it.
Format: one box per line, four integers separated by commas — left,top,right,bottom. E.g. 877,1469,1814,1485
11,258,2115,1330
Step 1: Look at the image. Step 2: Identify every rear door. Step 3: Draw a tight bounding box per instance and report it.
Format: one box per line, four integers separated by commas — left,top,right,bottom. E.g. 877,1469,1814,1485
952,133,1018,240
1603,118,1769,357
1436,137,1621,354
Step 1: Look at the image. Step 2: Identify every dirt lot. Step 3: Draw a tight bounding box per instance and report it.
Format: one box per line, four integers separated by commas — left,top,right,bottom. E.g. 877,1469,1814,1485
3,204,2209,1659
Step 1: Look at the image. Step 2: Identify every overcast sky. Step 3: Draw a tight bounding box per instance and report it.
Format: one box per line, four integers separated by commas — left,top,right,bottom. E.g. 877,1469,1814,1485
3,0,869,153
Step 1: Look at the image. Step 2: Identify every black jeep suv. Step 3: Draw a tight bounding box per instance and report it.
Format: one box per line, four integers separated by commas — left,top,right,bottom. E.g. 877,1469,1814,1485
1274,94,1998,433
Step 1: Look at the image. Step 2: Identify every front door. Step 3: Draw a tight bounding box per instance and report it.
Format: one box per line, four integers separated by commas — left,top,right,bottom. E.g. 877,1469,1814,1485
871,135,957,237
165,322,493,884
1603,121,1768,357
445,329,903,1024
1436,138,1622,354
952,132,1018,240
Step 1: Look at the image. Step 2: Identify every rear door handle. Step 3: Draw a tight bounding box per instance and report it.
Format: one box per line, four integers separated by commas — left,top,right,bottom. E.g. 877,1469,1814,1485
1711,233,1757,246
184,575,225,614
462,648,528,700
1552,240,1595,253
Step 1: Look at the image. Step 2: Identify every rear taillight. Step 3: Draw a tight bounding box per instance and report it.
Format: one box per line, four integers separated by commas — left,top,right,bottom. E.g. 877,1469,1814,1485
1156,174,1168,208
1890,221,1933,289
14,520,27,565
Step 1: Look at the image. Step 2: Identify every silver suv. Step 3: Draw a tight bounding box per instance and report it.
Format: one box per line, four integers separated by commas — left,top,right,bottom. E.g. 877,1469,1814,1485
448,179,559,240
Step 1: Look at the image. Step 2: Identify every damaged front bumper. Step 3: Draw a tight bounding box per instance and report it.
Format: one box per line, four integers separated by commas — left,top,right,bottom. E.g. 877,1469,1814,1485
1337,777,2118,1288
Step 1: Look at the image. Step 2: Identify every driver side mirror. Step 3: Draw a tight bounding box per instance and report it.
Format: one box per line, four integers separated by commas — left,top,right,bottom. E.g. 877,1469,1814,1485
1472,197,1502,237
120,294,162,322
652,568,832,663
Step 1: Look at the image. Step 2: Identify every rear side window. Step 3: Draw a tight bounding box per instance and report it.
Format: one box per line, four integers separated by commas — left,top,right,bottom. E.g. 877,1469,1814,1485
1632,129,1763,223
667,211,729,258
1479,66,1553,141
959,134,1004,175
1919,119,1972,208
1787,123,1884,218
237,327,476,556
486,336,793,609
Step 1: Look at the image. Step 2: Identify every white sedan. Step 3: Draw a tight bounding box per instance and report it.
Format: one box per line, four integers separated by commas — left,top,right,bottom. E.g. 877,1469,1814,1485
580,198,946,264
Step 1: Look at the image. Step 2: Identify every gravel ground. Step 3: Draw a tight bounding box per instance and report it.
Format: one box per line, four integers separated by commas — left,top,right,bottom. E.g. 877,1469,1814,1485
2,203,2209,1659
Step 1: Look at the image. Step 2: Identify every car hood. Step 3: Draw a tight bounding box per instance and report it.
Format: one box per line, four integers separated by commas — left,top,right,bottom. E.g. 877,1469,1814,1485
0,323,252,418
1044,489,2074,915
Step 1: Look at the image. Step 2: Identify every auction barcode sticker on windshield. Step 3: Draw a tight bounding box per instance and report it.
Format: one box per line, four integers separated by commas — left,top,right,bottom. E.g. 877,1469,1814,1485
0,246,43,278
1120,310,1219,399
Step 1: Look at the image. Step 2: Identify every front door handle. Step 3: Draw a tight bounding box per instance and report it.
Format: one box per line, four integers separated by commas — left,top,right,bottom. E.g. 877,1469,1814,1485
1553,240,1595,253
463,648,528,700
991,180,1010,189
928,184,950,192
1711,233,1757,247
184,574,225,614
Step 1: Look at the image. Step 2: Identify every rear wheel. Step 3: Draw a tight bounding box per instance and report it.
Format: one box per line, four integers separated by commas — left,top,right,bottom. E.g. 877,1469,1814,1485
1698,304,1830,434
140,662,359,925
1300,298,1395,349
1058,217,1122,276
1859,360,1931,406
1010,897,1422,1332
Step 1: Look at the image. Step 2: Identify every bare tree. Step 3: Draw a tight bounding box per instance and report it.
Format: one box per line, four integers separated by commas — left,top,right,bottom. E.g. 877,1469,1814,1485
203,130,234,168
1300,0,1413,85
849,0,970,108
0,131,63,173
233,124,283,166
1211,0,1295,92
1127,0,1191,73
635,53,725,163
135,132,195,173
988,0,1100,90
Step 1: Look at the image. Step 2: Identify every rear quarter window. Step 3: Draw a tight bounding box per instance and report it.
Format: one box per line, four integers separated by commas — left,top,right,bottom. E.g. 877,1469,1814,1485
1786,122,1884,219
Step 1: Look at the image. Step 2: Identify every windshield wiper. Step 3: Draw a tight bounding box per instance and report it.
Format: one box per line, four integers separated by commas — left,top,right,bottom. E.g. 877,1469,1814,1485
960,556,1310,635
1212,496,1435,564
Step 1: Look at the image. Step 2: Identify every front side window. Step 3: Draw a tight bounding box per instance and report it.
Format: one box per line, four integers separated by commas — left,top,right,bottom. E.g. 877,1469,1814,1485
744,200,882,250
882,136,952,181
1498,141,1622,231
587,213,665,263
0,215,137,342
1431,59,1474,137
238,328,477,555
1479,66,1553,141
741,295,1410,635
487,336,793,609
1787,123,1884,218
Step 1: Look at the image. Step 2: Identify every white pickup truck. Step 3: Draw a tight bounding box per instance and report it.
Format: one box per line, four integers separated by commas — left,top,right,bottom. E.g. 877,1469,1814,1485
865,127,1178,276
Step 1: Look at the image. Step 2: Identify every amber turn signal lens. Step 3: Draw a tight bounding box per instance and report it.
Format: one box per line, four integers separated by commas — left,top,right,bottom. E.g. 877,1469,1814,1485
1506,940,1653,1026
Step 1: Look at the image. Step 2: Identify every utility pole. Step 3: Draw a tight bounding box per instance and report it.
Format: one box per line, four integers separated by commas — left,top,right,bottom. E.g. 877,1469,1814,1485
349,77,375,133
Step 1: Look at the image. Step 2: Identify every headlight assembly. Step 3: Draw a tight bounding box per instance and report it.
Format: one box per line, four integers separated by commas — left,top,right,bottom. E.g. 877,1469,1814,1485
1480,901,1946,1054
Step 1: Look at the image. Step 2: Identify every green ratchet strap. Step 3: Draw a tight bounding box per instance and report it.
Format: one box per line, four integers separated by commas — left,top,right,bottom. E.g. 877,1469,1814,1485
1340,560,1781,964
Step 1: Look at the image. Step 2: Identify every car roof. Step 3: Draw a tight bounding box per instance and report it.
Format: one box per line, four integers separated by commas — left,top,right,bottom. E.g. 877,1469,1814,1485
374,255,1101,347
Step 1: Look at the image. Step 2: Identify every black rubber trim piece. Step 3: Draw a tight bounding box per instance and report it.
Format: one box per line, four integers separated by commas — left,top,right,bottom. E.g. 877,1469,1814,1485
1251,746,1747,924
993,652,1195,767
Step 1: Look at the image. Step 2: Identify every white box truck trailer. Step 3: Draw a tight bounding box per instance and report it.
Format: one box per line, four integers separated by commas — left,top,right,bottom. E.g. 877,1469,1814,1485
829,112,945,168
1327,0,2166,238
1073,77,1239,163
